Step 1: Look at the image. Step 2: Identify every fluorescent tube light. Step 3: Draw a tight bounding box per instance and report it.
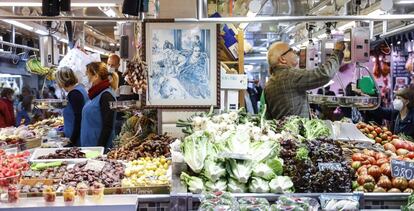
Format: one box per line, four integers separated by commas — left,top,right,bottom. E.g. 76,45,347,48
34,29,48,35
100,7,117,17
0,2,117,7
2,20,33,31
318,5,327,12
396,0,414,4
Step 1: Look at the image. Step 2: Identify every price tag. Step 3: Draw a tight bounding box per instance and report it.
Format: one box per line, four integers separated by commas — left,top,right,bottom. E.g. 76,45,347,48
391,159,414,180
318,162,343,171
84,160,106,172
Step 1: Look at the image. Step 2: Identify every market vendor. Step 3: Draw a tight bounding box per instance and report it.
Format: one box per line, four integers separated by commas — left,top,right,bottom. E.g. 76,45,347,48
373,87,414,139
55,67,89,146
264,41,345,120
107,54,125,87
0,88,15,128
81,62,118,150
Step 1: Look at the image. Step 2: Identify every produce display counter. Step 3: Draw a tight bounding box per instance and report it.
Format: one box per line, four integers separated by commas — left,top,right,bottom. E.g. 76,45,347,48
0,191,411,210
0,194,138,211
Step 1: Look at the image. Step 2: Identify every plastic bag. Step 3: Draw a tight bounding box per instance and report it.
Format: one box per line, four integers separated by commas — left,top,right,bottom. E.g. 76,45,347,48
271,195,320,211
198,191,239,211
319,195,359,211
58,48,101,87
238,197,270,211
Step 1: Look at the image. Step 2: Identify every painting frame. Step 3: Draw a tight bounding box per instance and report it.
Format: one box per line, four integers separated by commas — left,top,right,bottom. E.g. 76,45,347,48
142,20,220,109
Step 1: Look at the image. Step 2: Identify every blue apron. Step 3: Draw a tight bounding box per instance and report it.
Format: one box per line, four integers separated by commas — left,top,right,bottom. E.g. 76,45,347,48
80,88,116,148
63,85,89,140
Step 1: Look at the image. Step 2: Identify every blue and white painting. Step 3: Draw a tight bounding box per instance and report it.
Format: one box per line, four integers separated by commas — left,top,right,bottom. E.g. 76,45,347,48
146,23,217,107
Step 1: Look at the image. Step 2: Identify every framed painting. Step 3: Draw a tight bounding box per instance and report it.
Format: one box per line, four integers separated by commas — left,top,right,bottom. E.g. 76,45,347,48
143,21,219,108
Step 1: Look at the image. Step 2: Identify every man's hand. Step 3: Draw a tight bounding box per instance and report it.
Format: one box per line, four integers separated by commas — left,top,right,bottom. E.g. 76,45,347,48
334,41,346,51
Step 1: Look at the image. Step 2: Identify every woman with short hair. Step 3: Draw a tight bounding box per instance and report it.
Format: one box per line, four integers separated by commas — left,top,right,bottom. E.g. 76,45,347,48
55,67,89,146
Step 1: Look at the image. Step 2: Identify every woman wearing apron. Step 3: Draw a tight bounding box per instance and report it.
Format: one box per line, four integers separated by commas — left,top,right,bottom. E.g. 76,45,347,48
81,62,118,151
55,67,89,147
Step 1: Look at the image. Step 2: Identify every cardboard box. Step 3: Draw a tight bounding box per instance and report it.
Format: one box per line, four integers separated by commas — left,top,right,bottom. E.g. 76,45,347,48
159,0,197,18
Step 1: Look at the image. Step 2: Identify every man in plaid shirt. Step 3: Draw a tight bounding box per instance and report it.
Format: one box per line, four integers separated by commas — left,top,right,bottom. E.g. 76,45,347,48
264,41,345,120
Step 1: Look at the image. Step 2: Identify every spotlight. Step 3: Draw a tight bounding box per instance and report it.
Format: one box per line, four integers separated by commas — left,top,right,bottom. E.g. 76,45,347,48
122,0,141,16
60,0,71,12
42,0,60,16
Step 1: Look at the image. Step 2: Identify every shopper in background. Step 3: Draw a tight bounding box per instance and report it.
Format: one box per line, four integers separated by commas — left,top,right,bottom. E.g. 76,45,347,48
0,88,15,128
373,87,414,139
107,54,125,87
55,67,89,147
48,86,58,99
264,41,345,120
81,62,118,150
16,87,32,126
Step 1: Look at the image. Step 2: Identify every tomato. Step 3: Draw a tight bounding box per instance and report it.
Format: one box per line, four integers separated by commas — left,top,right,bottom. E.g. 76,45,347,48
376,158,389,166
368,165,382,179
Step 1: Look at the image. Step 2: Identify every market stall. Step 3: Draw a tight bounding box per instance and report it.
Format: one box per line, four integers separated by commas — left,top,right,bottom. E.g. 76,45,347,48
1,0,414,210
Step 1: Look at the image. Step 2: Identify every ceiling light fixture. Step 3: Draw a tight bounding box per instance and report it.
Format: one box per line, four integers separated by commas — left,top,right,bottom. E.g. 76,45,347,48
318,5,327,12
100,6,117,17
396,0,414,4
0,2,116,7
35,29,49,35
2,20,33,31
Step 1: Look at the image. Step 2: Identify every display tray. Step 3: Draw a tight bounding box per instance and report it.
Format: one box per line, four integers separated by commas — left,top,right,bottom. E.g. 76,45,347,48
30,147,104,163
109,100,141,111
330,121,374,143
308,94,379,109
33,99,68,110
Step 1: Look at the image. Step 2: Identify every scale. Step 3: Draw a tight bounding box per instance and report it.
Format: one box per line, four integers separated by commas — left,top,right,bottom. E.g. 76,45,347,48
307,25,380,110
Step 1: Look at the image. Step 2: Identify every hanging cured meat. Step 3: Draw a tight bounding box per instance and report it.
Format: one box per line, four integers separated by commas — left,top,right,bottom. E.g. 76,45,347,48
406,54,413,73
381,58,390,77
373,56,381,78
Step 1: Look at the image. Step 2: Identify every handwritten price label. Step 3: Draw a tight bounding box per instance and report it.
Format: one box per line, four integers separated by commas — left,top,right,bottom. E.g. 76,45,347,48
318,163,343,171
391,159,414,180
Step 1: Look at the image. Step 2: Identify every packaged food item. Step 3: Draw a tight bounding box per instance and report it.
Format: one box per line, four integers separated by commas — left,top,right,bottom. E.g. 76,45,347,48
198,191,239,211
271,195,320,211
77,182,89,203
8,185,20,203
319,195,360,211
238,197,270,211
91,182,104,202
63,186,76,204
43,186,56,203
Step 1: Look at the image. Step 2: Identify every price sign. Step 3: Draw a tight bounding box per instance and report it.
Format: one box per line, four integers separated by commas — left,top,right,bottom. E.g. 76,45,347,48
318,163,343,171
391,159,414,180
84,160,106,172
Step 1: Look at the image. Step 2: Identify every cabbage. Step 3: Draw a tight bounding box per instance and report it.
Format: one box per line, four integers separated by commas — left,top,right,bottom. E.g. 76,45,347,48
216,131,251,156
202,156,226,182
249,177,270,193
250,140,280,162
181,131,210,173
269,176,294,193
227,178,248,193
252,163,276,180
205,179,227,192
180,172,204,193
226,159,253,184
266,157,284,176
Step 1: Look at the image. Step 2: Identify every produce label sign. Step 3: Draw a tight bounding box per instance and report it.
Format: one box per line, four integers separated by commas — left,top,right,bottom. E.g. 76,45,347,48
318,163,343,171
391,159,414,180
84,160,106,172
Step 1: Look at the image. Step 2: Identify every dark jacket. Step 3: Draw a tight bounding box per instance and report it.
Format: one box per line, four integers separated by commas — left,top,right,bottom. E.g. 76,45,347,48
374,107,414,138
